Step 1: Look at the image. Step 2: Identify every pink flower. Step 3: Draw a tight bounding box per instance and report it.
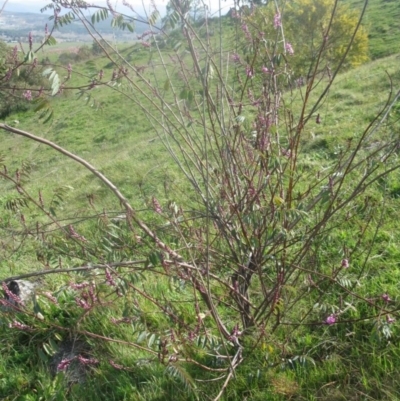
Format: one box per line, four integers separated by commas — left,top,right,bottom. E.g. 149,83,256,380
232,53,241,63
75,297,90,310
261,66,270,74
69,281,89,290
9,320,31,330
386,315,395,324
246,66,253,78
57,358,74,371
42,292,58,304
67,63,72,79
325,314,336,325
152,197,162,214
109,359,125,370
382,293,391,302
23,90,32,101
241,23,251,41
285,42,294,55
78,355,99,365
341,259,349,268
28,31,33,50
105,268,116,287
2,282,23,305
274,13,281,29
5,68,12,81
69,225,87,242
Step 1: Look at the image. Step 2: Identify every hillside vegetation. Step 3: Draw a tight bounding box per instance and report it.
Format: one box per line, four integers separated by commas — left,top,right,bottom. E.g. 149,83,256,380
0,0,400,400
348,0,400,59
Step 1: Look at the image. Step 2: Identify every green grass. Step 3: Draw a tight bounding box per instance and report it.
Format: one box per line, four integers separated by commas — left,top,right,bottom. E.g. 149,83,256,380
348,0,400,59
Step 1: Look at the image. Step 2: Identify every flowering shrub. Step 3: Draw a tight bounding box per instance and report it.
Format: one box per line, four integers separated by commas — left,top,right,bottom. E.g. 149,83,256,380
0,0,399,399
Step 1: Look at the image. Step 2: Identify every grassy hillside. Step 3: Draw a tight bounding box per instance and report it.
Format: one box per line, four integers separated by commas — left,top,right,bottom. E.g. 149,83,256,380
348,0,400,59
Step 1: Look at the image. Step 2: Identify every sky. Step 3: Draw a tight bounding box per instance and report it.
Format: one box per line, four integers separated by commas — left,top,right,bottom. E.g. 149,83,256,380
2,0,234,16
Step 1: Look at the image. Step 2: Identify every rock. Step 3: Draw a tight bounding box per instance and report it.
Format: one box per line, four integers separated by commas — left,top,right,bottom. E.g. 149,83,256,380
2,279,38,307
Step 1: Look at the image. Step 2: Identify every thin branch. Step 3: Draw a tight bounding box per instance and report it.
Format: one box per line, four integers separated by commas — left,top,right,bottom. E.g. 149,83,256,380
0,0,8,16
1,260,147,282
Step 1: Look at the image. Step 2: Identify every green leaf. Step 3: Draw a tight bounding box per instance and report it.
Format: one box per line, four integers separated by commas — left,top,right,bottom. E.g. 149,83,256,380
45,36,57,46
99,10,106,22
166,365,198,396
42,67,53,76
43,343,55,356
51,75,60,96
137,331,147,344
126,23,134,32
111,14,124,28
42,110,54,124
148,10,159,26
164,79,170,91
148,252,161,266
24,51,35,63
148,333,156,347
49,338,59,353
38,349,48,363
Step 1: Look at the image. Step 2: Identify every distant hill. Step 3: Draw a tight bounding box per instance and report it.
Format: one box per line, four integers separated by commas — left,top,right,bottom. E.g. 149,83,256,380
0,10,150,43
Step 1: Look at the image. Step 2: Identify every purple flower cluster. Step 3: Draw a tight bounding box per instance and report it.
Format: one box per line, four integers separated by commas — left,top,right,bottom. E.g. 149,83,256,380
341,259,349,268
57,358,73,371
241,23,251,42
9,320,32,331
246,66,253,78
274,13,281,29
152,197,162,214
325,314,336,325
2,282,23,305
285,42,294,55
109,359,125,370
232,53,241,63
42,291,58,304
69,225,87,242
23,90,32,101
75,297,91,310
67,63,72,80
57,355,98,372
69,281,89,290
386,315,395,324
28,32,33,50
105,268,116,287
73,282,97,310
78,355,99,365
